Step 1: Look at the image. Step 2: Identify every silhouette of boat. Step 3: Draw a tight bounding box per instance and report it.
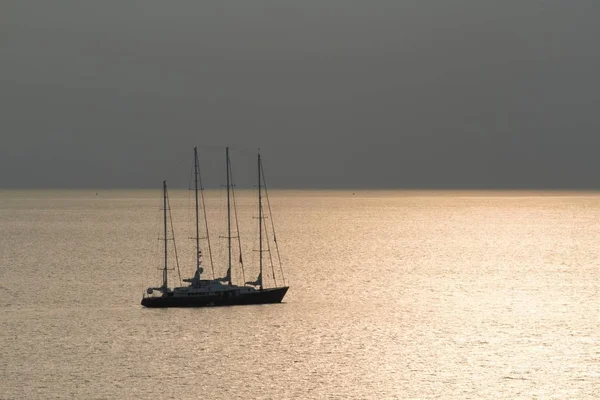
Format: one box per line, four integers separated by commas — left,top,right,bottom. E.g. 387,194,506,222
141,147,288,308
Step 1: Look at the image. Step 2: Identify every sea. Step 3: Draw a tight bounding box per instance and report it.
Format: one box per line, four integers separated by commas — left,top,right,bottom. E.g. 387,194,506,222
0,189,599,399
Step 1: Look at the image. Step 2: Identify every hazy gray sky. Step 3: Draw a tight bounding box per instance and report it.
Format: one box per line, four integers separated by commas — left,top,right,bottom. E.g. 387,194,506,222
2,1,599,188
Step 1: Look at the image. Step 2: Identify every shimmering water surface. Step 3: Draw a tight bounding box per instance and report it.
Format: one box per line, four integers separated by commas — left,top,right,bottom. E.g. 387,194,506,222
1,190,599,399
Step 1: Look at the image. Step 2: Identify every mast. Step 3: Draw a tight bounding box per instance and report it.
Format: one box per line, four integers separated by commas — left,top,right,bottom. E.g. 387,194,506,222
258,151,264,290
226,147,232,286
194,147,201,275
197,148,215,278
163,180,168,290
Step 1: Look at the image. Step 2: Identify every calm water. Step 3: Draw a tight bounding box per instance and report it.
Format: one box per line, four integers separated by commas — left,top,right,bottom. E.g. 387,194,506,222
1,190,599,399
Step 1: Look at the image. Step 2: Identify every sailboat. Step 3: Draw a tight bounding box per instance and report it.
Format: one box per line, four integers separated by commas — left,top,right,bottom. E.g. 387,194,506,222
141,147,289,308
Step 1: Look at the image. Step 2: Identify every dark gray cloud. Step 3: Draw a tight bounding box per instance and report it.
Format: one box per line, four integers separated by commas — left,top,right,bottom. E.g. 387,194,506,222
2,1,599,188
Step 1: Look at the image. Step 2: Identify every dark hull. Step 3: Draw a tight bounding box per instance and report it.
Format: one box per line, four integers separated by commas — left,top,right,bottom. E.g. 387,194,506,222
141,287,289,308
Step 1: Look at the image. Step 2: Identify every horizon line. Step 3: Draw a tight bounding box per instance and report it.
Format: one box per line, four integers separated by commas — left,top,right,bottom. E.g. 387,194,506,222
2,187,600,192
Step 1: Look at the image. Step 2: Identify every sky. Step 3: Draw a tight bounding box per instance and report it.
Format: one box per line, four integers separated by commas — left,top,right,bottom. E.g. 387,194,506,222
2,1,599,189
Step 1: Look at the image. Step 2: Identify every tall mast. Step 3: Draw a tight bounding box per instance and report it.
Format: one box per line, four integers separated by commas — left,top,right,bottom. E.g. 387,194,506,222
163,180,168,290
226,147,232,286
197,147,215,278
258,151,263,290
194,147,201,274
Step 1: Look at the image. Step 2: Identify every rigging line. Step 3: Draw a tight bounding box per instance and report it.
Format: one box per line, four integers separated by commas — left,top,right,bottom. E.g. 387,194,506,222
187,163,193,255
167,192,183,286
263,205,278,287
251,225,258,280
217,182,225,276
186,166,192,276
152,193,164,290
218,183,224,239
143,194,162,297
261,160,286,286
229,156,247,285
197,149,216,279
193,148,201,275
